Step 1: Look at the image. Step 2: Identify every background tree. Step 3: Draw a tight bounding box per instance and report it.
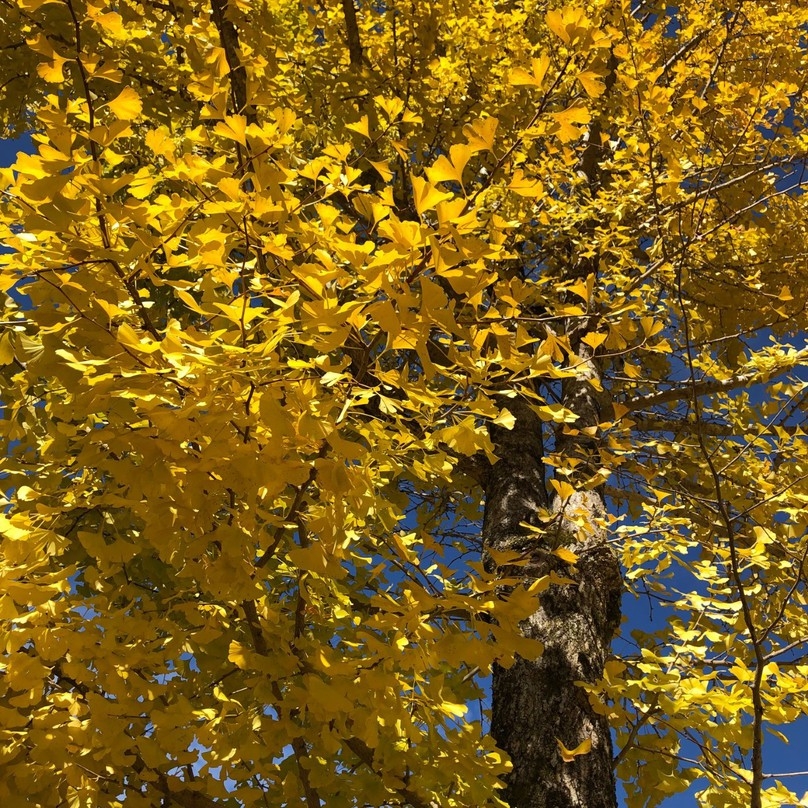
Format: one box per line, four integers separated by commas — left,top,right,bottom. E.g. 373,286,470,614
1,1,808,807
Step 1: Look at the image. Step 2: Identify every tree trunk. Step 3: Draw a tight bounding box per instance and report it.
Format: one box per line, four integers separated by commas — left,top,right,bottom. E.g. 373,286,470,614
484,367,622,808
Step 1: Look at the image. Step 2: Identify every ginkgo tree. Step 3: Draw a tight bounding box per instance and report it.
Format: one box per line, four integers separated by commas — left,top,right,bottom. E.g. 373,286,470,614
1,0,808,807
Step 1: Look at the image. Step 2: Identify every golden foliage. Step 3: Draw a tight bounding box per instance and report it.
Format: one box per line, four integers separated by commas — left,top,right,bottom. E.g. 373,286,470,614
0,0,807,806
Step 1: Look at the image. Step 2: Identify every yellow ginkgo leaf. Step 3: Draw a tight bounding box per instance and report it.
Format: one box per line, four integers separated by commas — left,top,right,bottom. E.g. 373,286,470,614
581,331,607,349
106,86,143,121
546,7,588,45
369,159,393,181
577,70,606,98
509,168,544,198
411,174,453,215
427,143,473,187
558,737,592,762
550,105,591,143
549,479,575,501
36,53,68,83
509,54,551,88
492,408,517,429
0,333,14,365
553,547,579,565
462,116,499,152
346,115,371,139
214,115,247,146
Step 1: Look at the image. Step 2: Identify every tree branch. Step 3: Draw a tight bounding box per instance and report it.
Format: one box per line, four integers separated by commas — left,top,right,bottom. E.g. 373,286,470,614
341,0,363,67
210,0,255,122
623,370,759,413
630,417,803,437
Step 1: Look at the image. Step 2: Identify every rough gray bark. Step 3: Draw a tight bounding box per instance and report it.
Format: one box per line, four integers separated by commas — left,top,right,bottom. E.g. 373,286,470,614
483,364,622,808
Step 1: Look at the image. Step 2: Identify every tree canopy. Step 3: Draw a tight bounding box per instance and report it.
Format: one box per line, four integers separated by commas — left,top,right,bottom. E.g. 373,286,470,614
1,1,808,807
